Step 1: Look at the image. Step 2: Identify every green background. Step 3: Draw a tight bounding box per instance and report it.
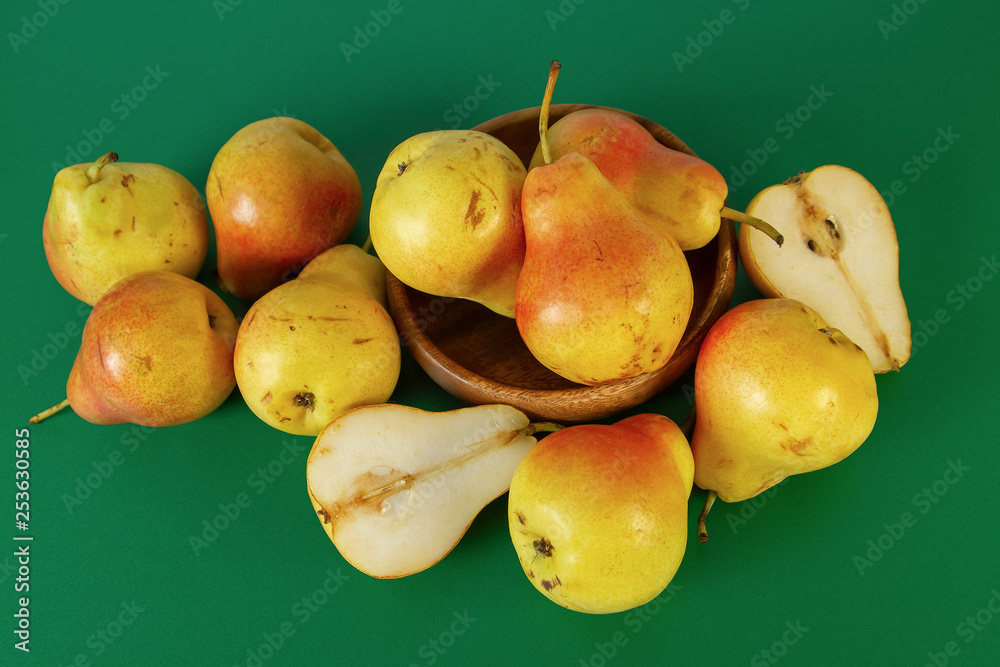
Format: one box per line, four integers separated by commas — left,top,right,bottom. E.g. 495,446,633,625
3,0,999,664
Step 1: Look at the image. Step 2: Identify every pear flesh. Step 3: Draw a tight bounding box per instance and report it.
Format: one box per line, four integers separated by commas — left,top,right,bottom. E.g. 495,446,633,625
307,403,545,579
739,165,911,372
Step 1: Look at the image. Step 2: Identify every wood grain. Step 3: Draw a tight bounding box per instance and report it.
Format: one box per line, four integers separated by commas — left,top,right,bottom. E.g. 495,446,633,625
386,104,737,423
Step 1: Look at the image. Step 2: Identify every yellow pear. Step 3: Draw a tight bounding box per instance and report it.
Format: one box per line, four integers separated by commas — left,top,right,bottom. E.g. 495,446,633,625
691,298,878,541
42,152,208,305
508,414,693,614
30,271,238,427
369,129,527,317
234,244,400,436
515,61,692,385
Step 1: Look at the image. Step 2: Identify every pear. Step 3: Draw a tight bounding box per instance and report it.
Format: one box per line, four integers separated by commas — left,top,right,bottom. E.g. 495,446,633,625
528,108,728,251
42,152,209,305
739,165,912,372
515,62,693,385
508,413,694,614
306,403,560,578
206,117,363,301
368,129,527,317
691,298,878,541
234,244,400,436
30,271,238,426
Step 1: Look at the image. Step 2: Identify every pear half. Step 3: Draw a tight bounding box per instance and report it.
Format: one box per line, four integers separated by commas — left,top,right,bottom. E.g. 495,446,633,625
306,403,551,578
739,165,911,372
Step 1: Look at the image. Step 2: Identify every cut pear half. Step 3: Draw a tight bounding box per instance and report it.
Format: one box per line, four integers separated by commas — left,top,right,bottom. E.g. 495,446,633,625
306,403,558,578
739,165,911,372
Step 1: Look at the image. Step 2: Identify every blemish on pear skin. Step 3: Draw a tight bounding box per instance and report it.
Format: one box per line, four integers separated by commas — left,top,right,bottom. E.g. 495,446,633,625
533,537,554,558
131,217,136,231
515,511,526,525
114,229,122,238
317,508,331,525
782,437,812,456
353,337,374,345
541,575,561,591
261,392,272,404
464,190,485,229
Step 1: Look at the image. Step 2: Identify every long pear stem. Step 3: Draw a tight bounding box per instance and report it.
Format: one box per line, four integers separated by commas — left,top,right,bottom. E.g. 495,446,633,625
361,235,373,254
85,152,118,183
697,490,718,543
538,60,562,166
29,398,70,425
721,206,784,247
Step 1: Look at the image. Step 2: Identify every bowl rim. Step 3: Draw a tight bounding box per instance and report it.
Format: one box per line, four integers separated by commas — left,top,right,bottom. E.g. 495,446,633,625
384,104,738,422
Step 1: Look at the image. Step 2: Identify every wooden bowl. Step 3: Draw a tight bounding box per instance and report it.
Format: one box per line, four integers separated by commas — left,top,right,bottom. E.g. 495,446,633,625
386,104,737,423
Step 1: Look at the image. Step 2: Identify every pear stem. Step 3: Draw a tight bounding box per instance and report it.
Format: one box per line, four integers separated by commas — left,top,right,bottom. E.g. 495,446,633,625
721,206,784,247
527,422,564,436
29,398,70,425
538,60,562,166
361,235,373,254
697,490,718,543
85,152,118,184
